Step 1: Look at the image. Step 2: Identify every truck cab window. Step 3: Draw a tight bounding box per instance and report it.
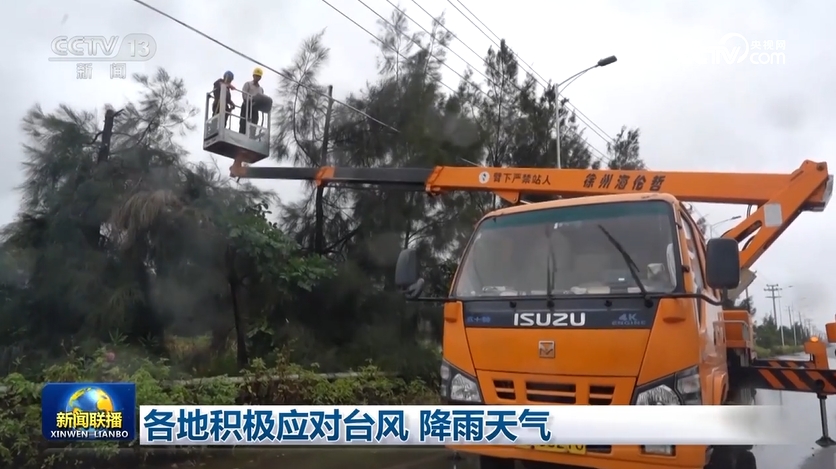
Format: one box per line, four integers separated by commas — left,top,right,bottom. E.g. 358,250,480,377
679,213,706,290
454,201,680,297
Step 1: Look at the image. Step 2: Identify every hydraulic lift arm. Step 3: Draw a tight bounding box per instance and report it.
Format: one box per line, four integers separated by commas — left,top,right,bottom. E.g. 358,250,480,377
234,160,832,272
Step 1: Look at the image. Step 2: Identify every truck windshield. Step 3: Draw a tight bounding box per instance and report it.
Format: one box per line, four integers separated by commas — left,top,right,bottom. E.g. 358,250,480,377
453,200,679,297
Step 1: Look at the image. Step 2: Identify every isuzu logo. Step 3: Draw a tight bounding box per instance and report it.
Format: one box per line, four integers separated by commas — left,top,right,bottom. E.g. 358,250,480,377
513,312,587,327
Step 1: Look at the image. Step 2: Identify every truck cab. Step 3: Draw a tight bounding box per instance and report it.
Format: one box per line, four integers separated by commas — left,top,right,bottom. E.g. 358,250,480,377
396,193,742,469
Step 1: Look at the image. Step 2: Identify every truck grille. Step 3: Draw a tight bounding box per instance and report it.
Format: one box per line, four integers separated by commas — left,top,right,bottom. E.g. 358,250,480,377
491,379,616,405
494,380,515,400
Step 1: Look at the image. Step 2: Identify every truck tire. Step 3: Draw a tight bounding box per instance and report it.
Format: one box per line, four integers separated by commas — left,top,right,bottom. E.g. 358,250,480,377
705,446,735,469
735,450,757,469
479,455,515,469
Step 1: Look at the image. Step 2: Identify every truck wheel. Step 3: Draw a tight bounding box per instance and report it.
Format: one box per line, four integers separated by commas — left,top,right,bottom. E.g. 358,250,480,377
735,450,757,469
705,446,735,469
479,455,515,469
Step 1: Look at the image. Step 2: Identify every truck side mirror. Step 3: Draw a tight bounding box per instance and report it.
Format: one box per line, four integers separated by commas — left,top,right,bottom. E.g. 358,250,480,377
705,238,740,290
395,249,425,299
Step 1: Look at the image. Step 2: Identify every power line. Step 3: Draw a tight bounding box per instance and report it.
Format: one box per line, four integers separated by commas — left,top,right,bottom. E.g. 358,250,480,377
453,0,502,45
380,0,610,163
332,0,609,163
134,0,610,166
367,0,610,163
409,0,492,77
384,0,501,93
565,104,615,142
452,0,614,144
442,0,616,145
130,0,400,133
445,0,546,84
354,0,512,107
443,1,674,177
326,0,461,95
328,1,611,166
453,0,616,147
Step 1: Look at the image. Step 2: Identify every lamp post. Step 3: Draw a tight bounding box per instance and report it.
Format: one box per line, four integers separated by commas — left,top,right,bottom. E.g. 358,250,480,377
554,55,617,168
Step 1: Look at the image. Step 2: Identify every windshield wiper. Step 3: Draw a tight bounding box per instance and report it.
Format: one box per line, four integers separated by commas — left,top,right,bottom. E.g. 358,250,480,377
597,225,651,303
544,226,559,303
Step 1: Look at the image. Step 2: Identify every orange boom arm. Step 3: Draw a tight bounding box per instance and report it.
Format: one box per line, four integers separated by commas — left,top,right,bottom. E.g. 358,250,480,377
236,160,832,272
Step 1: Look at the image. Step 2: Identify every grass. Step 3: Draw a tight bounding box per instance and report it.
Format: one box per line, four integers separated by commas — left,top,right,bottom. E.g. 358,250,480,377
163,335,240,378
0,346,438,469
754,344,805,358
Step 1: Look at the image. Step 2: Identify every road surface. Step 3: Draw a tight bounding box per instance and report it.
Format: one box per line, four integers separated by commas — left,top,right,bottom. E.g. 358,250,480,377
166,354,836,469
751,354,836,469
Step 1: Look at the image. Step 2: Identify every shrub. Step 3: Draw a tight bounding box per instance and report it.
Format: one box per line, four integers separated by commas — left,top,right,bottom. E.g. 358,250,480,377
0,347,437,469
754,344,804,358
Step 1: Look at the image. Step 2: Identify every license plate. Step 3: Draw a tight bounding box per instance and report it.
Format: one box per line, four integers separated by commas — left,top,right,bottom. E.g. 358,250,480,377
517,445,587,455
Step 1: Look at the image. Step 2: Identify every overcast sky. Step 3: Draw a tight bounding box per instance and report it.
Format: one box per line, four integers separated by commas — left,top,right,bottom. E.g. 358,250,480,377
3,0,835,331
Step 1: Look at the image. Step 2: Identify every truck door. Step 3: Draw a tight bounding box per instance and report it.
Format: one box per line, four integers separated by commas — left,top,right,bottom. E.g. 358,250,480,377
680,210,725,403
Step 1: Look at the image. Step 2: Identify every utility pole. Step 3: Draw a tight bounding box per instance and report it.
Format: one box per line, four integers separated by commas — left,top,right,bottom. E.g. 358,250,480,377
84,107,123,248
764,284,784,346
798,312,808,340
787,305,797,346
314,85,334,254
96,107,122,163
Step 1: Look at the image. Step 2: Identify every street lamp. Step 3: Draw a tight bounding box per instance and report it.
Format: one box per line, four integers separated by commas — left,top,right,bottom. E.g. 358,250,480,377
554,55,617,168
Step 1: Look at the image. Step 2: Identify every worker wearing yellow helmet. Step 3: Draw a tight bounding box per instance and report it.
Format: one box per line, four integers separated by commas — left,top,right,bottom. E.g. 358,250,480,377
239,67,265,134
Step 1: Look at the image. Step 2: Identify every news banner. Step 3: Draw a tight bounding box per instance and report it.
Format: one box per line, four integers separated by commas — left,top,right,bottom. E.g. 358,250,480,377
136,405,791,445
43,383,792,445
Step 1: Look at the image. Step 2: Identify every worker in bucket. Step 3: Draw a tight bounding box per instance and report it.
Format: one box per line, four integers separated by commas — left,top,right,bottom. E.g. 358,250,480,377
212,71,236,127
239,67,265,135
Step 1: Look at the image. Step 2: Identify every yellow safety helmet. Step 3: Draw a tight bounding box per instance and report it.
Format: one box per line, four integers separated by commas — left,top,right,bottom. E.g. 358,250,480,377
252,67,264,77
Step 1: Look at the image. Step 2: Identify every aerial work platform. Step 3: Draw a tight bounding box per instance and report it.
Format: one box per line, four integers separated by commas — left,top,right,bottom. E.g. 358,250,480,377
203,84,272,165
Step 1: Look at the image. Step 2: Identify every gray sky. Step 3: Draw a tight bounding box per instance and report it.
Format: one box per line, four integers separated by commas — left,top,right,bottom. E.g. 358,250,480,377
3,0,835,330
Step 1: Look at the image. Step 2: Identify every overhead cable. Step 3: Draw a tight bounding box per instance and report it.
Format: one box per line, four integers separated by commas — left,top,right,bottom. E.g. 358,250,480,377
444,0,616,144
130,0,401,133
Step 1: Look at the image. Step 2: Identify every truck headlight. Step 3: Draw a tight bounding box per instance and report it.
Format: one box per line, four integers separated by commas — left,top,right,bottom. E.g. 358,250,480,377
632,366,702,405
635,384,680,405
642,445,676,456
440,360,482,403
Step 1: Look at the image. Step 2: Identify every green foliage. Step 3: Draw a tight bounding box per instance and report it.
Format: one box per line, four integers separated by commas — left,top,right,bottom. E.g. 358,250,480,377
720,295,812,356
224,201,334,292
754,344,804,358
0,347,435,468
0,7,653,466
607,127,644,170
755,313,811,352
